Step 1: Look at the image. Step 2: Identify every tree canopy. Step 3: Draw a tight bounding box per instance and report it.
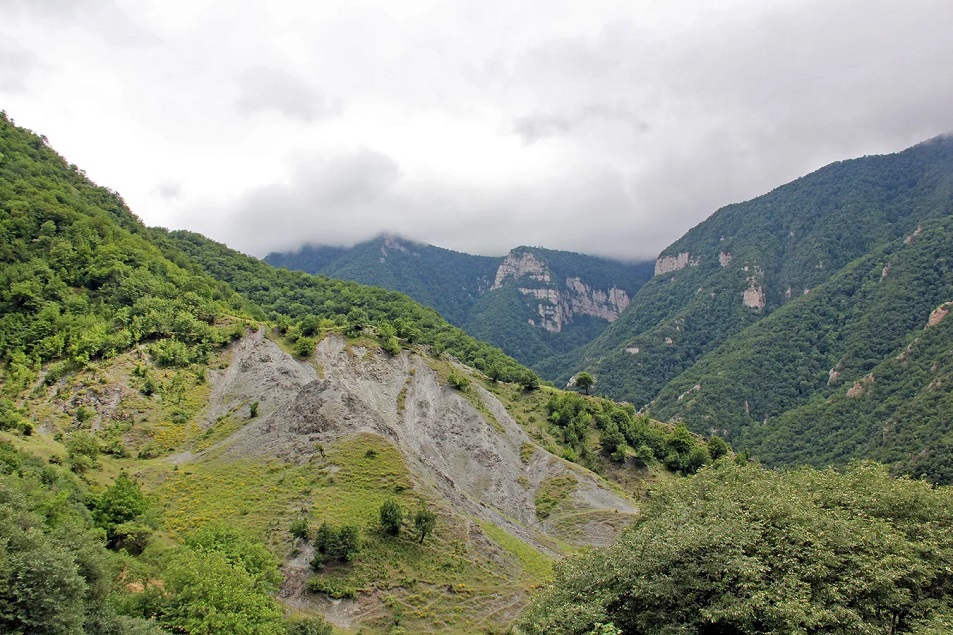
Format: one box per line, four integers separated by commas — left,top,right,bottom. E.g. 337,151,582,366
521,461,953,635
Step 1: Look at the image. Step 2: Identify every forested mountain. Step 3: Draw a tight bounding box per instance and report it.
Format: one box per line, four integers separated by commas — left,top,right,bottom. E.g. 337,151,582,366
1,112,723,633
540,135,953,481
266,236,498,326
3,110,953,634
266,236,654,365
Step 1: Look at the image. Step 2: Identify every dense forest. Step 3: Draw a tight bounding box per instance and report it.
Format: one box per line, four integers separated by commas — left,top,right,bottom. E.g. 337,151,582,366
540,135,953,482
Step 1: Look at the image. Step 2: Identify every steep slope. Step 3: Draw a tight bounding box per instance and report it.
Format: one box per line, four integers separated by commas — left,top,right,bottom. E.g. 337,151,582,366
266,237,654,366
464,247,653,366
267,235,498,325
543,136,953,403
158,330,638,632
0,113,680,633
647,219,953,482
6,324,643,633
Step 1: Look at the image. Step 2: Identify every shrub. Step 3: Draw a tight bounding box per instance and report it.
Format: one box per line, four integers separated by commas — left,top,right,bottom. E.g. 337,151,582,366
379,500,403,537
447,372,470,390
413,506,436,544
289,517,309,541
285,615,334,635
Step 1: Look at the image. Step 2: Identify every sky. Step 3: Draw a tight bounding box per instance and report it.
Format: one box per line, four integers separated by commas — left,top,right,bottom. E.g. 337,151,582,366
2,0,953,261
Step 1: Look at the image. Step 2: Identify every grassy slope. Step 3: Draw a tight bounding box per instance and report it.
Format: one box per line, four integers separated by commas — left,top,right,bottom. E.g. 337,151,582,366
4,339,660,634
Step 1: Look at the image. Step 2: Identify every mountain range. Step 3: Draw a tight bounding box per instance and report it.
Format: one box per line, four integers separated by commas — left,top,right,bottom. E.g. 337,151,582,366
2,105,952,634
547,135,953,482
0,110,717,634
271,136,953,484
265,237,654,366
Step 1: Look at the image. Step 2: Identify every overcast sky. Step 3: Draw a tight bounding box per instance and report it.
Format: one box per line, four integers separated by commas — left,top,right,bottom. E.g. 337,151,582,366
2,0,952,261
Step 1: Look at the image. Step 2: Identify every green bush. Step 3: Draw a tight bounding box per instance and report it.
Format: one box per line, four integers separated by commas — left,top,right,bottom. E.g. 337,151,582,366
379,500,403,537
285,615,334,635
314,522,361,562
413,506,436,544
521,462,953,635
447,371,470,390
289,516,309,541
306,576,357,599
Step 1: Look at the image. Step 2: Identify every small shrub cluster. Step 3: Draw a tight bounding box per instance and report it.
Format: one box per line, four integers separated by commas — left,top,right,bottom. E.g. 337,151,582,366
313,522,361,563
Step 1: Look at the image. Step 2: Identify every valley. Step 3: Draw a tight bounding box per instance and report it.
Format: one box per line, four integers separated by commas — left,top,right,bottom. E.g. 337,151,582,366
1,111,951,634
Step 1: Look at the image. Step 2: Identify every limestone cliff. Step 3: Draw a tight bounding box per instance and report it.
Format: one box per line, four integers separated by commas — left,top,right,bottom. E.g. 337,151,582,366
491,248,633,333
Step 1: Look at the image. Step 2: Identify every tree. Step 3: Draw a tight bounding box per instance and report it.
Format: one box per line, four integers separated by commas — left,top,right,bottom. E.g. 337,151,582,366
379,500,403,536
519,371,540,391
632,444,655,469
413,506,436,544
314,523,361,562
184,523,282,591
334,525,361,561
575,372,594,395
157,547,285,635
293,336,315,358
707,435,729,460
520,462,953,635
93,472,148,529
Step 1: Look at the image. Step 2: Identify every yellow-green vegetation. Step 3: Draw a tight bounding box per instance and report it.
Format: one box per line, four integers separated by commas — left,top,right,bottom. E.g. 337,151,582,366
192,413,248,451
154,457,315,543
149,432,557,633
520,442,536,463
549,510,632,545
16,348,224,463
476,519,554,583
534,474,577,519
396,379,410,415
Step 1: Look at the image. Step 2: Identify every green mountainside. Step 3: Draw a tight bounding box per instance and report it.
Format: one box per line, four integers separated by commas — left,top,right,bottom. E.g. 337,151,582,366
267,236,498,326
0,112,725,633
540,135,953,481
3,110,953,635
266,237,654,366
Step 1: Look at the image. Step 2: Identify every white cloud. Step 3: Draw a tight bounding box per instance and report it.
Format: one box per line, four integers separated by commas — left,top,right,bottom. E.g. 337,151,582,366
1,0,952,261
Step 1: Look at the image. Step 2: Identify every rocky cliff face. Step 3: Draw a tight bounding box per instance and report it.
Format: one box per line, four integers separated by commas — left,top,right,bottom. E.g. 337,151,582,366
215,330,635,540
492,249,632,333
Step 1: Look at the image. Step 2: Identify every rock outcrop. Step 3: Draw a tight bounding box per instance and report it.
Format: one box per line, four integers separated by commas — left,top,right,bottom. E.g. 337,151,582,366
216,333,636,544
655,251,694,275
927,302,951,328
492,250,551,290
491,249,633,333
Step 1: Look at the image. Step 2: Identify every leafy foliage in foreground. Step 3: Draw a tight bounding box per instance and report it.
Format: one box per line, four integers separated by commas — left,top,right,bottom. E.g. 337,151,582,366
0,442,161,634
522,462,953,635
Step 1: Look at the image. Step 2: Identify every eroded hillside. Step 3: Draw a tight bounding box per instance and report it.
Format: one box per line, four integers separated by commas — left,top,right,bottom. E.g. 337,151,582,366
10,329,641,633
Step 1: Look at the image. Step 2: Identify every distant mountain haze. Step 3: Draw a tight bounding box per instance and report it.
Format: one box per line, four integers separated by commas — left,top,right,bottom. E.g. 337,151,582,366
266,236,655,366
